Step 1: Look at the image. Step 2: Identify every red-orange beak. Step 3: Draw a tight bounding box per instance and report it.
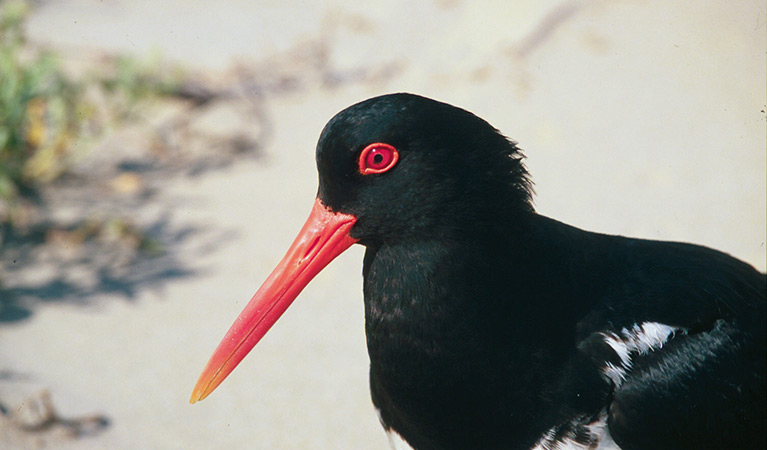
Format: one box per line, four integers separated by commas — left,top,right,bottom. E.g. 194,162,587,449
190,198,358,403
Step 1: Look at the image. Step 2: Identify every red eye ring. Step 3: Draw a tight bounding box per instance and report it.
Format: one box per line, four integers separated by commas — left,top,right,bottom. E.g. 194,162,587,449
358,143,399,174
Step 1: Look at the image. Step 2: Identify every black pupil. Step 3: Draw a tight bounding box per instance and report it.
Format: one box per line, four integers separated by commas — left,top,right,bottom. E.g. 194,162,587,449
373,153,384,165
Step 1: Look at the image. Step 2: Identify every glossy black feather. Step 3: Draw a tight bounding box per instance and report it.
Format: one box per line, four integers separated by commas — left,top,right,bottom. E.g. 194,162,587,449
315,93,766,450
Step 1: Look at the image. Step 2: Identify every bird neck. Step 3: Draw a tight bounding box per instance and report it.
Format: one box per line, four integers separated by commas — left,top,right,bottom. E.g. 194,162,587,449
361,223,512,356
361,213,598,366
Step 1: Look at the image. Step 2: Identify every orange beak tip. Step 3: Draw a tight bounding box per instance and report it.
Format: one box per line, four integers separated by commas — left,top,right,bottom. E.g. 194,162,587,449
189,393,204,404
189,388,203,404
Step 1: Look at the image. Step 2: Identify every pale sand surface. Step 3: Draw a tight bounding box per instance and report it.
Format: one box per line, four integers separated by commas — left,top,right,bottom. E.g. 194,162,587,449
0,1,764,449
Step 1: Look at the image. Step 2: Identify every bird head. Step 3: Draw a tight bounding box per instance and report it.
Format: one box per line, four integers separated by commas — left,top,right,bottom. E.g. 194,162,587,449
190,93,532,402
317,93,532,245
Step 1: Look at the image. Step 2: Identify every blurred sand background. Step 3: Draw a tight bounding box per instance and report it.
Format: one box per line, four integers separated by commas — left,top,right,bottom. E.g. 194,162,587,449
0,0,765,448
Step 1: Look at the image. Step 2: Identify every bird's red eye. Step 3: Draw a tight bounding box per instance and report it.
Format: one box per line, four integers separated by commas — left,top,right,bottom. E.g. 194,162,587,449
358,143,399,174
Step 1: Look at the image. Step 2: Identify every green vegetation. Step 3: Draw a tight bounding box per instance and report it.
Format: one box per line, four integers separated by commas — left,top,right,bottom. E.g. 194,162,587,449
0,0,89,223
0,0,188,274
0,1,184,231
102,53,185,112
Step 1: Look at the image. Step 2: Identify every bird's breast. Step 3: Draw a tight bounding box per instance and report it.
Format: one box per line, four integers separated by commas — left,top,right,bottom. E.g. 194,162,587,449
362,242,491,369
361,241,553,448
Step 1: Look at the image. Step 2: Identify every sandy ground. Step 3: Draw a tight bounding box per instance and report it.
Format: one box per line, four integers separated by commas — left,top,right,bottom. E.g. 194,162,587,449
0,0,765,448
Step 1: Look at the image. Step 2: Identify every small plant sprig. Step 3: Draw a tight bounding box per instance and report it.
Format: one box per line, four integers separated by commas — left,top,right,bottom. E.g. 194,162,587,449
0,1,89,225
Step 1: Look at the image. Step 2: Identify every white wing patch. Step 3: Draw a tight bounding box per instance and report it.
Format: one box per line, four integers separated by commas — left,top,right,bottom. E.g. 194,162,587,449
531,323,682,450
600,322,682,388
530,413,621,450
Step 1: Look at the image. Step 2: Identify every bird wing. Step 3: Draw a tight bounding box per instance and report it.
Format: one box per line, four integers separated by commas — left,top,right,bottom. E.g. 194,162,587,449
568,237,766,450
604,318,765,450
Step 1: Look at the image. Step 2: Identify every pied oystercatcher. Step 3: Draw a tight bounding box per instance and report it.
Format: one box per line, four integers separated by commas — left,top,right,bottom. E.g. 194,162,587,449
191,93,766,450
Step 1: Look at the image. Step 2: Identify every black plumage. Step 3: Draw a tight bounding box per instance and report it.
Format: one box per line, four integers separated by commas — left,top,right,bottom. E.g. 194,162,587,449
191,92,765,450
314,93,766,450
